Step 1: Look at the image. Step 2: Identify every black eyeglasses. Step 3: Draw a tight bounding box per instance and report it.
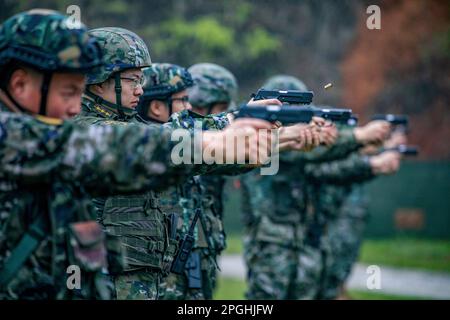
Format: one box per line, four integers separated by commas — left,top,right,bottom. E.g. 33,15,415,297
120,76,145,89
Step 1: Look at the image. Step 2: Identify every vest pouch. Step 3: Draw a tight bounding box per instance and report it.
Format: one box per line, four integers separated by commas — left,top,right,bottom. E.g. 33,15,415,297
101,194,168,271
104,234,126,275
162,238,178,275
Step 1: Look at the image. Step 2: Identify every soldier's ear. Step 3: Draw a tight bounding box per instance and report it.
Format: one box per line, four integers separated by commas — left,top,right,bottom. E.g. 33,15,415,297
8,68,30,96
149,100,164,117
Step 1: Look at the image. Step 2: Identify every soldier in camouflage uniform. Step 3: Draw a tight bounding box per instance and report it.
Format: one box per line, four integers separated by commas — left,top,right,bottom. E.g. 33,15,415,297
72,27,176,300
304,152,378,299
75,44,281,299
138,64,319,300
313,136,403,299
0,10,212,300
186,63,240,296
0,9,115,300
137,63,237,300
241,75,392,299
0,12,277,299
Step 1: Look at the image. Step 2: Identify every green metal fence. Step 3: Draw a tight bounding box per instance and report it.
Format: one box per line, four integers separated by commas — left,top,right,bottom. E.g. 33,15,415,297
223,161,450,239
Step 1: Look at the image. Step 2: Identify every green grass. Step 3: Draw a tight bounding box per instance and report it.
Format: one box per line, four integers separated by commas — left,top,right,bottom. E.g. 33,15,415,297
224,234,244,255
213,277,431,300
224,234,450,273
214,277,246,300
347,290,429,300
359,238,450,273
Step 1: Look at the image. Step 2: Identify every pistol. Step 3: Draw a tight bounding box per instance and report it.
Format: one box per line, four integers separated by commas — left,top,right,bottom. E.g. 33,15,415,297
371,114,409,127
235,104,353,125
252,89,314,105
382,145,419,156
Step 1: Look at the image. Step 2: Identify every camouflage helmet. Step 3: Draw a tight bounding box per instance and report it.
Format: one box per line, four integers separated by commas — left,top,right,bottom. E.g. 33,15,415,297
263,75,308,91
137,63,194,121
141,63,194,100
86,27,151,85
188,63,238,110
0,9,103,72
0,9,104,116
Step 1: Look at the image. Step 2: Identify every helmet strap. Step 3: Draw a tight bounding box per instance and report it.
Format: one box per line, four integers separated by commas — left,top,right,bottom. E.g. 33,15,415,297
206,103,215,115
167,98,173,116
114,73,125,119
39,72,52,116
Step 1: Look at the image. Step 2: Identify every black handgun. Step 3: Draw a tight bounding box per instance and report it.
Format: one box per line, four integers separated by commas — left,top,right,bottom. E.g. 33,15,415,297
371,114,409,127
235,104,353,125
382,145,419,156
311,106,353,123
235,104,314,124
170,208,200,275
252,89,314,105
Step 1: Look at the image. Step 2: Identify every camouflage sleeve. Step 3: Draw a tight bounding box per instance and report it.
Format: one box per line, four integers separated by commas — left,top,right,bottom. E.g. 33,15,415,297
168,110,253,176
0,112,193,195
303,152,374,184
169,110,230,131
279,127,363,164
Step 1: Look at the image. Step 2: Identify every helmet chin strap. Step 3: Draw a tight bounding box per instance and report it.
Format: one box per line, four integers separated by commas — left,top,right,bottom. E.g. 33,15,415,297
167,99,173,116
206,103,214,115
39,72,52,116
114,72,125,119
85,73,136,119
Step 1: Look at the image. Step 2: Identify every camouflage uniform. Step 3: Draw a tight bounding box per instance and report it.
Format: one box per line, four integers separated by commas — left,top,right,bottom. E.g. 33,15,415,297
0,101,217,300
0,23,236,300
73,31,190,300
302,152,374,299
161,63,239,299
241,75,363,300
136,63,238,300
0,10,112,300
319,185,369,299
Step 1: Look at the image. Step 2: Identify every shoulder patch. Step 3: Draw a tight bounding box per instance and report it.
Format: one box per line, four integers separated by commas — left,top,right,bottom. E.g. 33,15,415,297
103,120,129,126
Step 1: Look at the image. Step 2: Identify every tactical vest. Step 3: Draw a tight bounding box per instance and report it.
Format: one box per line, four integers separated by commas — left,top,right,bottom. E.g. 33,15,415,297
95,191,177,274
157,180,214,252
75,98,178,275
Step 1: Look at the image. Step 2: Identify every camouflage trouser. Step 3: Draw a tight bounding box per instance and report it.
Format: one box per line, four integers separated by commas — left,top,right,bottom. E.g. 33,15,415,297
319,213,367,299
297,243,327,299
113,269,160,300
158,249,217,300
244,237,299,300
244,215,313,300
